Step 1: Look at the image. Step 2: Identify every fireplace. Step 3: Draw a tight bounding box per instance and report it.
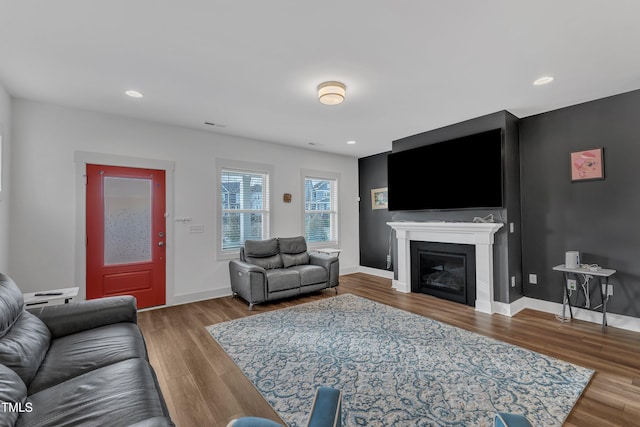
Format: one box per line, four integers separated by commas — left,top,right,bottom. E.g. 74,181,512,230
410,241,476,306
386,221,503,314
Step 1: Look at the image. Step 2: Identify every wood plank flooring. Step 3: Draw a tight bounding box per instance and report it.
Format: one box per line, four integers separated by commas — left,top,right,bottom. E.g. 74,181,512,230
138,273,640,426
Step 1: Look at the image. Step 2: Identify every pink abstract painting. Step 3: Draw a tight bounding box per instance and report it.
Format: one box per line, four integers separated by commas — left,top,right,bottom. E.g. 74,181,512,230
571,148,604,181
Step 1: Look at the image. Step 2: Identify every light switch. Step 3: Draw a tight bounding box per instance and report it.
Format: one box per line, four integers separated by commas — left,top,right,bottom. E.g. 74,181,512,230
189,224,204,233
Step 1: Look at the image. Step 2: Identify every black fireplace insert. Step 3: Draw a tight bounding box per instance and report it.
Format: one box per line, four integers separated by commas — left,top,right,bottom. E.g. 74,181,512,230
410,241,476,306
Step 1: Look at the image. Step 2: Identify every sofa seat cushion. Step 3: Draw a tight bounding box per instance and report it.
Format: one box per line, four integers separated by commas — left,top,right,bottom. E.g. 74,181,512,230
289,265,327,287
265,269,300,292
17,358,169,427
27,322,147,395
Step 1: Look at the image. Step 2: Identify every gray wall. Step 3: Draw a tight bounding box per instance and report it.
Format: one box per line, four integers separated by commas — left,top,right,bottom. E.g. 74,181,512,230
520,89,640,317
378,110,523,304
358,152,394,270
0,83,10,273
357,89,640,318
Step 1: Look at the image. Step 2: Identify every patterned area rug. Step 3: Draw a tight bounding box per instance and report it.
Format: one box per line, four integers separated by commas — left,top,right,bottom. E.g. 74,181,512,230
206,294,593,426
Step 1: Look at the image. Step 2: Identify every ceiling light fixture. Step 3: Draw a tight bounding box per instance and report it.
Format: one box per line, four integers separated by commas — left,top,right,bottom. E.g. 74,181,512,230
346,140,356,145
317,81,346,105
125,90,144,98
533,76,554,86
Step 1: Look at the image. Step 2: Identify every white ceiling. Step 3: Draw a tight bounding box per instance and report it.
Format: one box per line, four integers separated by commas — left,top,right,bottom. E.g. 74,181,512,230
1,1,639,158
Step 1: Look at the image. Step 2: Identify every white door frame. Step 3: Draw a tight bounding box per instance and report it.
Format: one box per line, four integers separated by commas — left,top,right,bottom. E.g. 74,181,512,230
74,151,175,306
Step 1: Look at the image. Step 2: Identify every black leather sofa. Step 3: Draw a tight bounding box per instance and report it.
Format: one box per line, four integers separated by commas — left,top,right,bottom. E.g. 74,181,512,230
229,236,339,310
0,273,174,427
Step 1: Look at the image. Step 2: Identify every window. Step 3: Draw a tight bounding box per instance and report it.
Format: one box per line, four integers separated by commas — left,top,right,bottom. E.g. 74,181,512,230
303,173,338,245
217,160,271,257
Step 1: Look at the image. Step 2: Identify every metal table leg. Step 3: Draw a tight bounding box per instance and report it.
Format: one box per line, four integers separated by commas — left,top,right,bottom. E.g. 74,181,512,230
601,277,609,332
562,272,573,321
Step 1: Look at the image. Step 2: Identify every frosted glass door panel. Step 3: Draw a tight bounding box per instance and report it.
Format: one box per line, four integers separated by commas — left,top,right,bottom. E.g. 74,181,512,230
104,177,152,265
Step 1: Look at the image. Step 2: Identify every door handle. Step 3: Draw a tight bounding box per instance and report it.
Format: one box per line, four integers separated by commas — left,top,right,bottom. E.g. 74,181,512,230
158,241,165,247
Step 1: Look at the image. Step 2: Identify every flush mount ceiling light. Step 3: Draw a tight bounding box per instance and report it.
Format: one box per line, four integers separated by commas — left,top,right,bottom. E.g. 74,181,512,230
125,90,144,98
346,140,356,145
317,81,346,105
533,76,554,86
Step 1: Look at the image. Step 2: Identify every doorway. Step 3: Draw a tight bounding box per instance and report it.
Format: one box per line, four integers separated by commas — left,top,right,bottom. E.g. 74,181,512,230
86,164,166,308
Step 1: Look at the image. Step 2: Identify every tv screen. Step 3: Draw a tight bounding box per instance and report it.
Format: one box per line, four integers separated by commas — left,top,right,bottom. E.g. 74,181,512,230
387,129,503,211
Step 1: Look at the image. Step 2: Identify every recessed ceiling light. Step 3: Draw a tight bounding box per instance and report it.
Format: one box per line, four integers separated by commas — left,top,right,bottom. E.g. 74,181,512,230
125,90,143,98
533,76,554,86
346,140,356,145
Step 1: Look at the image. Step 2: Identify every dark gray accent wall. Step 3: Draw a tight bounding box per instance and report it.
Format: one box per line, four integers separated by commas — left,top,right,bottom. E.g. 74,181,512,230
358,152,394,270
388,110,523,304
520,89,640,317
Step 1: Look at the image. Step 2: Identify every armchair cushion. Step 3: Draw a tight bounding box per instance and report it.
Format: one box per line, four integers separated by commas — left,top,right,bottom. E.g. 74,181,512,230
494,412,534,427
227,387,342,427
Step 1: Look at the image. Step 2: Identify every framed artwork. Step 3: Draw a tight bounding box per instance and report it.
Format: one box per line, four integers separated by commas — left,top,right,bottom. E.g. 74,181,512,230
571,148,604,182
371,187,388,210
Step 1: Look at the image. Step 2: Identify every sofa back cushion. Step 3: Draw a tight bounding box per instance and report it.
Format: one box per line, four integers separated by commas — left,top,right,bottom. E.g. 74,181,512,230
243,238,284,270
0,273,52,386
0,364,28,426
279,236,310,268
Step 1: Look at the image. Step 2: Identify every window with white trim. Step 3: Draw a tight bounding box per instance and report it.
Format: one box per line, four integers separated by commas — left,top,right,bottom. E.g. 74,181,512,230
303,174,338,245
218,162,271,255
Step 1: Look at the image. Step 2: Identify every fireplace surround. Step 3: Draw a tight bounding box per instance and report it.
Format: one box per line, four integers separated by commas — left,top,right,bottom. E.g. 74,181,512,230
387,221,504,314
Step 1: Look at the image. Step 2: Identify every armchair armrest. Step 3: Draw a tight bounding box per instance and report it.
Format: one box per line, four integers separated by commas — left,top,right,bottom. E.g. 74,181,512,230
27,295,137,338
229,260,268,308
309,253,340,288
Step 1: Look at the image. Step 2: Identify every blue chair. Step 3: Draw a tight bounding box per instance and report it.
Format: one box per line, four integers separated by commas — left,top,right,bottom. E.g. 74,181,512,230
227,387,342,427
494,412,534,427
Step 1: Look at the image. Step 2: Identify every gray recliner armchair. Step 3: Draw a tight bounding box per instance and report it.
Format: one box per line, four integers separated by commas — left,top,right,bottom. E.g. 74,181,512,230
229,236,339,310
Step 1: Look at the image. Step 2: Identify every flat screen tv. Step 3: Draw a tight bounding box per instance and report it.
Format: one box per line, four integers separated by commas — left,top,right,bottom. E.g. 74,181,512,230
387,128,503,211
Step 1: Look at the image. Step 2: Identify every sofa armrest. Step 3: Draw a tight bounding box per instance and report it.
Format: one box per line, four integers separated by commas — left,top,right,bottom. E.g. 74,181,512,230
309,253,340,288
27,295,138,338
229,260,268,307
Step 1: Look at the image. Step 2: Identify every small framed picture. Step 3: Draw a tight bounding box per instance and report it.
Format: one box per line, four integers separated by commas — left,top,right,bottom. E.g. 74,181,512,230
571,148,604,182
371,187,388,210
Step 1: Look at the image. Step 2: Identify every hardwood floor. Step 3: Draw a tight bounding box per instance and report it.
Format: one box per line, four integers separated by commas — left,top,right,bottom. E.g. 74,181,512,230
138,273,640,426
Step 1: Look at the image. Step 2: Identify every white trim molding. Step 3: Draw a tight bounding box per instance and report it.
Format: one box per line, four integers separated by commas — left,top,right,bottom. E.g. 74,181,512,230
74,151,176,305
358,266,395,279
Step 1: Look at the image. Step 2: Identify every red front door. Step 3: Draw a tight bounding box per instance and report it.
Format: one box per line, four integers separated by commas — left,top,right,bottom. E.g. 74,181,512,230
86,164,166,309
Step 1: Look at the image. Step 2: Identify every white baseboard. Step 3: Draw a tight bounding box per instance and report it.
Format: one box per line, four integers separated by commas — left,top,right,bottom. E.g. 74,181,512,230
500,296,640,332
339,265,360,275
358,266,395,279
170,287,232,306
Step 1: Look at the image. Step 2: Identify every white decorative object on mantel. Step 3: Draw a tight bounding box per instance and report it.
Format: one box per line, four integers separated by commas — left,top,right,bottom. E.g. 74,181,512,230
387,221,504,314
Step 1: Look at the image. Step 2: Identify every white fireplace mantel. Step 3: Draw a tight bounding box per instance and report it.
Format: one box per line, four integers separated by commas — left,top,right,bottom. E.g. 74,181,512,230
387,221,504,314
